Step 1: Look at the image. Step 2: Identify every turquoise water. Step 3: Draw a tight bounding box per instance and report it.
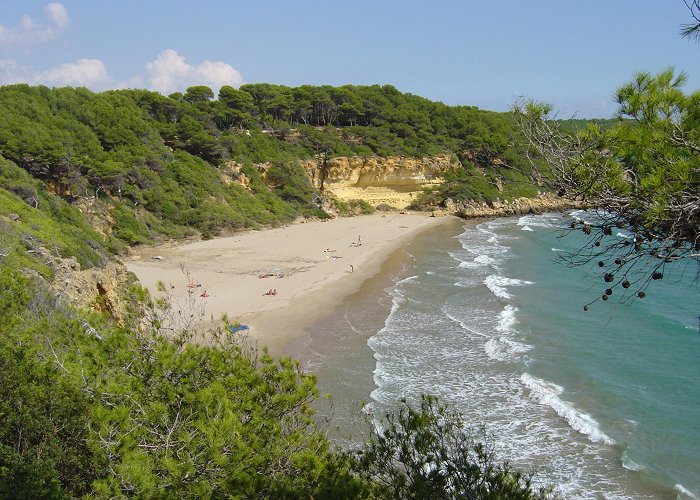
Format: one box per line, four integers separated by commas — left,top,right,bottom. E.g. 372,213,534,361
499,213,700,497
291,214,700,498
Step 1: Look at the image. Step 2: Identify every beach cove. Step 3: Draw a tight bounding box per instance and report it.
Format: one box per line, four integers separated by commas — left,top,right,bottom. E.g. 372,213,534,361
126,213,452,354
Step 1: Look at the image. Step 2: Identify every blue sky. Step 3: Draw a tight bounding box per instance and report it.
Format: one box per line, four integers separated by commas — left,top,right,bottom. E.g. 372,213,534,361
1,1,697,118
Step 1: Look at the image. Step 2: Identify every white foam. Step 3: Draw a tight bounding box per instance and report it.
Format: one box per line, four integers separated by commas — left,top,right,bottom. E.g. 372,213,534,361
496,305,518,332
442,306,490,338
474,254,495,266
484,275,533,300
484,337,531,361
620,450,645,471
343,312,364,335
521,225,533,231
520,373,615,445
551,247,565,252
616,232,630,239
675,484,698,498
569,209,588,222
484,338,508,361
397,275,419,285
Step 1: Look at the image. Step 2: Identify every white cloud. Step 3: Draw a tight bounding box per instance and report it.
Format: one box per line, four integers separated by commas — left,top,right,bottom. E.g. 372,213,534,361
45,3,69,30
0,2,69,47
145,49,244,94
32,58,111,88
0,47,244,95
0,58,111,89
0,57,111,90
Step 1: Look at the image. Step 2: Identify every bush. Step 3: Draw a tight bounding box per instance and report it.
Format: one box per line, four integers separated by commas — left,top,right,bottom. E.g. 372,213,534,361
375,203,397,212
353,395,549,499
333,198,376,216
0,264,363,498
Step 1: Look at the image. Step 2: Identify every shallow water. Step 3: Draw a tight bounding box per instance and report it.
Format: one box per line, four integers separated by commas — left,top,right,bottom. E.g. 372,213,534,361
288,214,700,498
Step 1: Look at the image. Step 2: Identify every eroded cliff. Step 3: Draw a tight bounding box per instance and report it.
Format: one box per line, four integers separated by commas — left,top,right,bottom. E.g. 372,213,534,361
301,154,460,208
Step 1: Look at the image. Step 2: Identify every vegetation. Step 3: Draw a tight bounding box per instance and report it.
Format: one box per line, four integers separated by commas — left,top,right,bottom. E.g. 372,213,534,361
0,83,540,249
0,263,358,497
354,396,548,499
513,69,700,303
0,250,546,497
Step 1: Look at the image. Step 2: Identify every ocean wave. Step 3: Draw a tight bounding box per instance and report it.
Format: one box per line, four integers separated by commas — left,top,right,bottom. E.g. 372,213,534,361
474,254,496,266
496,305,518,332
453,280,475,288
520,373,615,445
484,337,531,361
517,214,560,229
520,225,533,231
676,484,698,498
484,274,533,300
569,209,589,221
458,254,497,269
367,289,405,352
621,450,645,471
442,305,490,338
396,275,419,285
551,247,565,252
343,312,364,335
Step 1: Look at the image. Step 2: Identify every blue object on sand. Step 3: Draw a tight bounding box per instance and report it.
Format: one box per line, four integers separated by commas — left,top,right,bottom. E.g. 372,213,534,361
228,324,250,333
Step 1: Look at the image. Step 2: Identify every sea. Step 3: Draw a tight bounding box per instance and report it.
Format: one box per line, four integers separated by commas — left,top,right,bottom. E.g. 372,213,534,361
286,212,700,499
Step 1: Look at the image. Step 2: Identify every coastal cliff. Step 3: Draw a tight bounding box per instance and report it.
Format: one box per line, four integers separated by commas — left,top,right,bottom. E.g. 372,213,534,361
301,154,460,208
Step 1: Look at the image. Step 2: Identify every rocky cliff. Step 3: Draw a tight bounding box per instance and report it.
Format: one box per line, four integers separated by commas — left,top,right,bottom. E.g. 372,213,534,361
301,154,460,208
19,235,136,323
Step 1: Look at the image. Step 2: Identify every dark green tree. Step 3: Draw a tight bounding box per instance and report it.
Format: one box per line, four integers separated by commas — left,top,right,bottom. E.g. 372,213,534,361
183,85,215,104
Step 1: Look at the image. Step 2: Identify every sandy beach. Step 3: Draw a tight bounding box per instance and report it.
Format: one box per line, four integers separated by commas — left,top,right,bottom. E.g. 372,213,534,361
126,213,452,354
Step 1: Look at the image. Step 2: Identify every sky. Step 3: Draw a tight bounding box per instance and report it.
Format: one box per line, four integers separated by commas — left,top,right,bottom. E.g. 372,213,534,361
0,1,697,118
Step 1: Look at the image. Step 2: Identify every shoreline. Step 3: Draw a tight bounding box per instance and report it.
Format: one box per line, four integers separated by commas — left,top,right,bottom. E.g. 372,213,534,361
126,213,453,355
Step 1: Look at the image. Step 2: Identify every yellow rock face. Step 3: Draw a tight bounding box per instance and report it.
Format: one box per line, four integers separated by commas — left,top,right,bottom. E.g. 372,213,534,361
302,154,459,208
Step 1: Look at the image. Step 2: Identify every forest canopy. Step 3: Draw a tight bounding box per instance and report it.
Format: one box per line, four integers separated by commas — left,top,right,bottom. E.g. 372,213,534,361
0,82,539,248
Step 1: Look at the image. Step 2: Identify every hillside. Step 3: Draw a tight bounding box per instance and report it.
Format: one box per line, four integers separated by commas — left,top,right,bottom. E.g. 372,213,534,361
0,83,543,250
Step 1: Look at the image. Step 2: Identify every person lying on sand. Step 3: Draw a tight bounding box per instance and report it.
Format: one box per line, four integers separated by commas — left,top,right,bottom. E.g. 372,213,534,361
263,289,277,296
258,272,283,279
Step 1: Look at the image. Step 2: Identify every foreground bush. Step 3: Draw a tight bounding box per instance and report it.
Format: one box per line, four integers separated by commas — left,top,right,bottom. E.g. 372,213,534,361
0,258,546,498
354,395,548,499
0,265,362,497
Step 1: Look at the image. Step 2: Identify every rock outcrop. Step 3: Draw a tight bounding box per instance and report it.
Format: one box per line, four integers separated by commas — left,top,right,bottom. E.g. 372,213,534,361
449,194,584,219
25,239,136,322
50,258,135,322
302,154,459,208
